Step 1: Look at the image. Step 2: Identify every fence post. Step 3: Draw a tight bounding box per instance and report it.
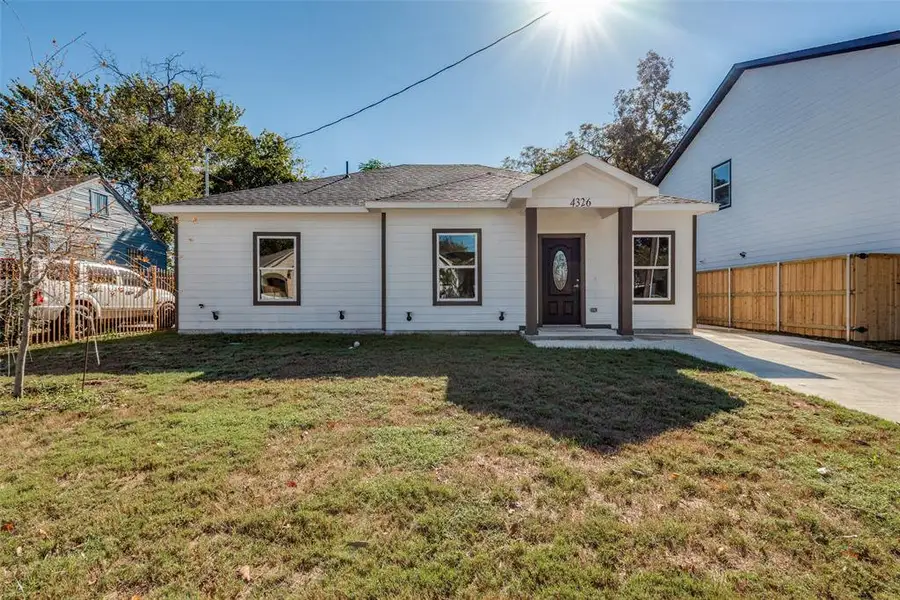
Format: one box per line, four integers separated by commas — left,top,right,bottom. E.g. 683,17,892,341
845,254,852,342
151,266,158,331
727,267,732,328
775,262,781,332
68,258,76,342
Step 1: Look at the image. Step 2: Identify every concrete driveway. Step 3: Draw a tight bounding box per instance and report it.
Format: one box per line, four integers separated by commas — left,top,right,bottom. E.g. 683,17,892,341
531,327,900,423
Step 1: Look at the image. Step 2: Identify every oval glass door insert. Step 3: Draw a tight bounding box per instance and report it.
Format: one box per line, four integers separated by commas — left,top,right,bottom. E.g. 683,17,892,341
552,250,568,291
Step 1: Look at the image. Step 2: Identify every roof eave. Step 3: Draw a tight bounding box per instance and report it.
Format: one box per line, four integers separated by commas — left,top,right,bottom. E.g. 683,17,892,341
636,203,719,214
151,204,369,214
364,200,509,209
652,30,900,185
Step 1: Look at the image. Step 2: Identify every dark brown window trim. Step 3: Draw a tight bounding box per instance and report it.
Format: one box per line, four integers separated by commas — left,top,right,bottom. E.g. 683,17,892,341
432,228,482,307
253,232,301,306
633,230,676,305
711,159,732,210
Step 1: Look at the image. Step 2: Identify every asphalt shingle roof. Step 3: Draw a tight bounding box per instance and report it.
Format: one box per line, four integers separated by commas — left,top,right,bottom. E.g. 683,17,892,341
640,195,716,206
164,164,712,208
0,175,95,202
174,165,537,207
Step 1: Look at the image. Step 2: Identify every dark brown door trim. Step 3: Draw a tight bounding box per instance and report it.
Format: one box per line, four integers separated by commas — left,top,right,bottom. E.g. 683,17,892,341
538,234,586,327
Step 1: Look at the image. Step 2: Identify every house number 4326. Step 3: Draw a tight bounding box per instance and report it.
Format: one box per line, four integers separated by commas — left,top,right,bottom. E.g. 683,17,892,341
570,197,591,207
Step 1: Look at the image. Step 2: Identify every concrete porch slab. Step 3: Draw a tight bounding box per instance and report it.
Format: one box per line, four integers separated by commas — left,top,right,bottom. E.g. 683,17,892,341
524,326,632,342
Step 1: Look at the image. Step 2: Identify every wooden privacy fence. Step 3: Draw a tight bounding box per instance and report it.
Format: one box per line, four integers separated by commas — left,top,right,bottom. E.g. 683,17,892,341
1,257,176,349
697,253,900,342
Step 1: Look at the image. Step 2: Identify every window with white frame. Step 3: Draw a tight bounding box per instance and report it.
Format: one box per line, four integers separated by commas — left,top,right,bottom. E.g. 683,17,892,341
633,232,674,303
253,233,300,305
711,160,731,209
90,190,109,217
433,229,481,305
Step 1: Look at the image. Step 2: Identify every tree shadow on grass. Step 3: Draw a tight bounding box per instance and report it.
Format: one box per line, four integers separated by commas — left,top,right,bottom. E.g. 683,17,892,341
12,333,745,453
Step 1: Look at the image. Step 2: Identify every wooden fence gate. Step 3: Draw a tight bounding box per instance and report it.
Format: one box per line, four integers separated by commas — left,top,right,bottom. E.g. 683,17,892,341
697,253,900,342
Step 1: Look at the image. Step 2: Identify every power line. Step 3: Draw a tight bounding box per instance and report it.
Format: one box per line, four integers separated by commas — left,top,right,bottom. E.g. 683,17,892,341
285,10,552,141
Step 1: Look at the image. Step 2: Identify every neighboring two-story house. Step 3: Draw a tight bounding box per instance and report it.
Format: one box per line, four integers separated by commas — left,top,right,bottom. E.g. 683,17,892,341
656,31,900,271
2,175,168,269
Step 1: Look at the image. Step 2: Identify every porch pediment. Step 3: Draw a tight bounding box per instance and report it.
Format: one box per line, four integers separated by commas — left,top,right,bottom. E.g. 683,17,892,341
509,153,658,208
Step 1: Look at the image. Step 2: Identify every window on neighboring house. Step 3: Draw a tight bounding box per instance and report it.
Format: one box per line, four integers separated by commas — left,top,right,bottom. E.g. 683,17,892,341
711,160,731,209
253,233,300,305
633,232,674,303
433,229,481,305
90,191,109,217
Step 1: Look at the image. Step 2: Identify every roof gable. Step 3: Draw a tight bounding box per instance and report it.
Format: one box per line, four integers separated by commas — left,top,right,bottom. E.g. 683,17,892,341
510,153,658,202
653,30,900,185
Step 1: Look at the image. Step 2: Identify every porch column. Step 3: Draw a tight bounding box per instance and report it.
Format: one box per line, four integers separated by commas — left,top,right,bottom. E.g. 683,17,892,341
617,207,633,335
525,207,538,335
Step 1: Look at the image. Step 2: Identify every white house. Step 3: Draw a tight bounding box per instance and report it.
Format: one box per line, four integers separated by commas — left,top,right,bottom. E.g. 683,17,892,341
153,154,716,334
656,31,900,271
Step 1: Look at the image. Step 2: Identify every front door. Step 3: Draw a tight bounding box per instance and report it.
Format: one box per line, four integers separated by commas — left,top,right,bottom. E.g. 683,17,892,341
541,237,582,325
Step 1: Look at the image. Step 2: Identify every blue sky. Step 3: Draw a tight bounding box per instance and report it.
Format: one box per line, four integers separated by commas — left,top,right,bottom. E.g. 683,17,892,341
2,1,899,176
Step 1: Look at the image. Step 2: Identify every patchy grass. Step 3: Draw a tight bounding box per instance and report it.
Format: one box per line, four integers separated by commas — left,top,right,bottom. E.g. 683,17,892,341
1,333,898,599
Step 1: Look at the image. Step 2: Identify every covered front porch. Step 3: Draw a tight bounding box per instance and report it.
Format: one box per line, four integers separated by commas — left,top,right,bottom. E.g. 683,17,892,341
509,154,662,336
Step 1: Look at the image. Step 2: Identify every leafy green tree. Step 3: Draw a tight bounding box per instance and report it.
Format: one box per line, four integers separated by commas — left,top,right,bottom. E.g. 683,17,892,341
503,51,690,181
210,131,302,194
0,70,106,176
1,54,305,238
358,158,390,171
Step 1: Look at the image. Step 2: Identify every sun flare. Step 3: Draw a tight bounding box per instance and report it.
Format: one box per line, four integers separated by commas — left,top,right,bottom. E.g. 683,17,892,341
550,0,609,36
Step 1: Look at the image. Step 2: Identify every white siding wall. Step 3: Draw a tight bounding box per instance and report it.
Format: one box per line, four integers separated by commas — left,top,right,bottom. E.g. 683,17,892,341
177,212,381,332
385,209,525,332
537,209,619,327
175,207,695,333
633,210,695,330
660,45,900,270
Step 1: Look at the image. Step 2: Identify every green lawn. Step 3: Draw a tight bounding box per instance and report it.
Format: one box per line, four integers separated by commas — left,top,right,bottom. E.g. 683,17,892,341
1,333,897,599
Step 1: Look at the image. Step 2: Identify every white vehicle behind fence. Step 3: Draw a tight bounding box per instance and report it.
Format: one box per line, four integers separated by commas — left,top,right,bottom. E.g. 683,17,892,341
1,258,175,339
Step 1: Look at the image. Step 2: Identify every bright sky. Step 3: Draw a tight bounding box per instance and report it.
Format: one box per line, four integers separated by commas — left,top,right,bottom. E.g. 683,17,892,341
2,1,898,176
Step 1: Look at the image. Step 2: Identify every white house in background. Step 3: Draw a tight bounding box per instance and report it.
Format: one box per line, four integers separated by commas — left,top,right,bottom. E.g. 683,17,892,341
656,31,900,271
153,154,716,334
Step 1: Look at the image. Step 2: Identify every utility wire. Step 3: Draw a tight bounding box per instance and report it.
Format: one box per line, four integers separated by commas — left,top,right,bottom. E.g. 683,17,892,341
285,10,552,141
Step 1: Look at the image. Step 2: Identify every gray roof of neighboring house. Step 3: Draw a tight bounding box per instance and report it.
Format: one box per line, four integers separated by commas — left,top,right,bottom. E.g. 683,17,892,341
653,30,900,185
260,247,295,269
0,174,94,203
172,165,537,207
